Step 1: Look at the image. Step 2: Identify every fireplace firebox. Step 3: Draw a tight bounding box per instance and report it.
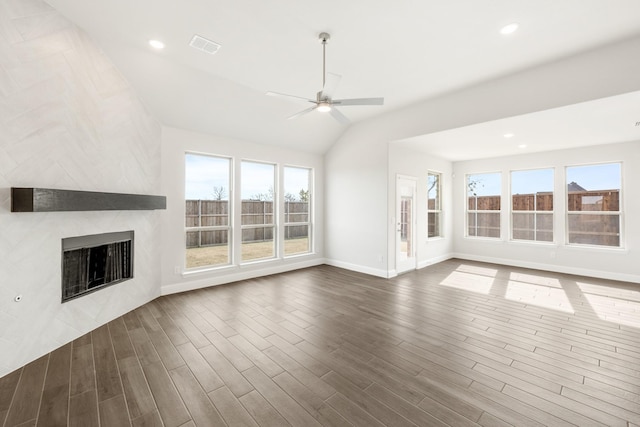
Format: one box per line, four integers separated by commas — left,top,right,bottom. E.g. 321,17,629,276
61,231,134,302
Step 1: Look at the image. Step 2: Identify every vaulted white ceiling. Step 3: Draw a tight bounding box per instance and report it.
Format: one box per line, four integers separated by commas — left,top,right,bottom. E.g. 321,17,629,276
47,0,640,154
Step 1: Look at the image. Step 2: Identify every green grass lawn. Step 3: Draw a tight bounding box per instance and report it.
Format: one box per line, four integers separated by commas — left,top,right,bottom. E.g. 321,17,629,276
186,237,309,268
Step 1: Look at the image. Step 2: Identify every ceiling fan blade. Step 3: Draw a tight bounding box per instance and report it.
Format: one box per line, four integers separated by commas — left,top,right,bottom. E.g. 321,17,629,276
319,72,341,99
329,107,350,125
332,97,384,106
266,91,315,103
287,106,317,120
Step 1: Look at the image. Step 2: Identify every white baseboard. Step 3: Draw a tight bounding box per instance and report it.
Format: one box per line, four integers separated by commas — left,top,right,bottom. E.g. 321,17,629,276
325,254,456,279
392,253,455,277
452,252,640,284
324,259,391,278
161,258,326,296
417,253,455,270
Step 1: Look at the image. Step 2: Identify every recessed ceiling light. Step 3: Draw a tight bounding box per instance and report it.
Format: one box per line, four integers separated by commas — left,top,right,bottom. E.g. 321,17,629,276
503,133,515,138
518,144,527,149
500,23,519,35
149,39,165,49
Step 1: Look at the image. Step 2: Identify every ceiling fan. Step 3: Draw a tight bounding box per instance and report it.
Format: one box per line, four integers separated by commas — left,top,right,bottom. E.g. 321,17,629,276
266,32,384,124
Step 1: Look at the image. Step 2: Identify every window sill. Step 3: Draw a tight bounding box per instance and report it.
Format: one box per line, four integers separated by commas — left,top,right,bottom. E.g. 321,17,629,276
181,252,317,276
182,263,236,276
284,251,314,260
240,257,278,267
240,251,317,267
508,239,558,247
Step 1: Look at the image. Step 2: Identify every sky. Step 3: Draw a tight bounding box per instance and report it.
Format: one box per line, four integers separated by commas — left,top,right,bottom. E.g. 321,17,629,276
468,163,621,196
185,154,229,200
241,161,274,200
186,154,619,200
185,154,310,200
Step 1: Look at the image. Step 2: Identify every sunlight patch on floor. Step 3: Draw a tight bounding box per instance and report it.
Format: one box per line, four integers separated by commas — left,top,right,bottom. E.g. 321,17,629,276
455,264,498,277
506,281,575,313
439,271,494,294
508,272,562,288
577,282,640,328
576,281,640,302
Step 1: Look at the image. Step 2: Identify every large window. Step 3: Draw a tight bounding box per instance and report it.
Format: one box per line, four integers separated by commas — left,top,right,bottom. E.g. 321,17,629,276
241,161,276,261
427,172,442,238
511,168,554,242
284,167,311,256
467,172,501,238
566,163,621,247
185,154,231,269
184,154,315,270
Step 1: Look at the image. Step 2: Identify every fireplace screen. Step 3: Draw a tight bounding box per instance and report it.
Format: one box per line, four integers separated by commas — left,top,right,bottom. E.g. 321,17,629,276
61,231,134,302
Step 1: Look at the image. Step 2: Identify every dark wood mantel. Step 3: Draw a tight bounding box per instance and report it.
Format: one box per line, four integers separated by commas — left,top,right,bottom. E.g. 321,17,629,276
11,187,166,212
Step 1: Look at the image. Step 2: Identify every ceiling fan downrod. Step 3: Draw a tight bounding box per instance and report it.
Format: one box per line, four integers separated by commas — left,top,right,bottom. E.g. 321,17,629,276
319,32,330,92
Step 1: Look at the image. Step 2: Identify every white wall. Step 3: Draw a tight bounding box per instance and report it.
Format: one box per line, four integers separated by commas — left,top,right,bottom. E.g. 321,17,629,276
160,126,324,294
452,141,640,283
324,124,390,276
388,146,453,274
0,5,162,376
325,35,640,278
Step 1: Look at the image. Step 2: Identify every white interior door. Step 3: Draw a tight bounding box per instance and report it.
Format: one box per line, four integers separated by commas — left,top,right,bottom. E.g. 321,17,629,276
396,176,417,274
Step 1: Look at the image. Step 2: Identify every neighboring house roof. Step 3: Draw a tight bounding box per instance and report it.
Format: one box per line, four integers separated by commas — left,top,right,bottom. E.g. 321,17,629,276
567,181,587,192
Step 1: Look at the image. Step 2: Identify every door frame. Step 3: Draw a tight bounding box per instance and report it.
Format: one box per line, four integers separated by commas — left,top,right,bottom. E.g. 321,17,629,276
396,175,418,274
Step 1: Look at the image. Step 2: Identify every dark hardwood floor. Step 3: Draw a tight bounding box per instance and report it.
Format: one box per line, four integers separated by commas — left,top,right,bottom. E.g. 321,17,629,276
1,260,640,426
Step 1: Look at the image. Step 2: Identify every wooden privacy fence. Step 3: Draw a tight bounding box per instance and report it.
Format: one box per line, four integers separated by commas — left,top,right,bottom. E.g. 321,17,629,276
186,200,309,248
567,190,620,246
466,190,620,245
464,190,619,211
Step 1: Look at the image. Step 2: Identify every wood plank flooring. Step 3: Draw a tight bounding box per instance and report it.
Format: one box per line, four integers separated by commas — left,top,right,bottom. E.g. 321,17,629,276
1,259,639,426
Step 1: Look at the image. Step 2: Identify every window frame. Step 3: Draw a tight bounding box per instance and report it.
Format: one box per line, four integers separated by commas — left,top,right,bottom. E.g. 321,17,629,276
565,162,623,248
427,171,443,239
183,153,317,272
465,172,502,239
184,152,233,270
510,168,555,244
283,165,313,257
240,160,278,263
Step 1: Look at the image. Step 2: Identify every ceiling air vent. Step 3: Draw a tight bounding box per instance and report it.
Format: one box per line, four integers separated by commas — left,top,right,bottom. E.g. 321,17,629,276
189,34,221,55
636,121,640,127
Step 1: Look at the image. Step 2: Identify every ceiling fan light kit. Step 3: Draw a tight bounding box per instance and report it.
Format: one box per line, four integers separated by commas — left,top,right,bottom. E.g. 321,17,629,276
317,101,331,112
266,32,384,124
